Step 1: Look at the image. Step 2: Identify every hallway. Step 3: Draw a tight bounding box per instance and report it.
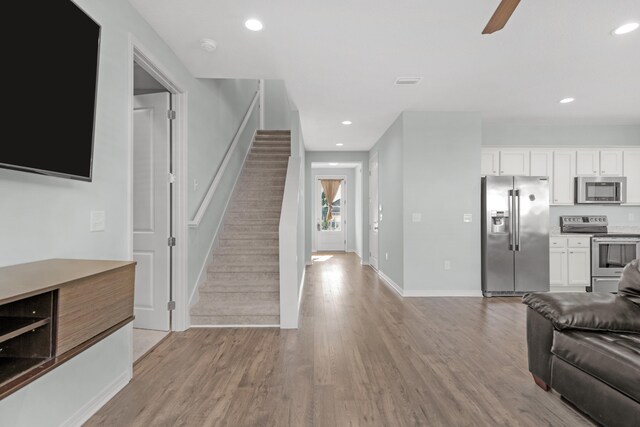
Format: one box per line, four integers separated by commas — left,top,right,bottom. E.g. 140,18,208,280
87,253,589,426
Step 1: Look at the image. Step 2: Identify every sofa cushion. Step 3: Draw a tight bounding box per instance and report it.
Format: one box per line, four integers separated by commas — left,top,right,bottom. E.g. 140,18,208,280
522,292,640,333
618,259,640,305
552,330,640,402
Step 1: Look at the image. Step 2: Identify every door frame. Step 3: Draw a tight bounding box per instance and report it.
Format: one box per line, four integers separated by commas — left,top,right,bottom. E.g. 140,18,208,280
369,152,379,271
128,37,189,332
313,174,348,252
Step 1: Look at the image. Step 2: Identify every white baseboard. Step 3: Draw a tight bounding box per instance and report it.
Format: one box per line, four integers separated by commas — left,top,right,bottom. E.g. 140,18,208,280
376,270,482,297
190,324,280,328
378,270,403,296
61,370,131,427
403,290,483,297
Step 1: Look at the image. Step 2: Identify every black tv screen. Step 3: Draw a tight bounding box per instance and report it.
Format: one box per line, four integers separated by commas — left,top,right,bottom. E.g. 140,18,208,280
1,1,100,181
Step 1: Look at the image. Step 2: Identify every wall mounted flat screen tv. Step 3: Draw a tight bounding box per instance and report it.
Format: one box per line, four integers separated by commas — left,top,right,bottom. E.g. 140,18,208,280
0,1,101,181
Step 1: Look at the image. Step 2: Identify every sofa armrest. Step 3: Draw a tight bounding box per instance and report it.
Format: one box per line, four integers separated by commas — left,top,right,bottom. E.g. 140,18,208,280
526,307,554,388
522,292,640,334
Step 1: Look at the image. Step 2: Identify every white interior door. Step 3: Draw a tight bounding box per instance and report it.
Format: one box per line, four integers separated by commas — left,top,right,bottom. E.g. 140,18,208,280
133,93,171,331
316,178,346,251
369,154,379,270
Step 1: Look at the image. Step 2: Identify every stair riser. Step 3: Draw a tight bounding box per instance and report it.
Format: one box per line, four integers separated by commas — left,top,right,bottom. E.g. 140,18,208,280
245,165,288,171
191,315,279,326
213,249,278,257
200,283,279,293
205,271,279,281
234,188,284,203
231,200,283,210
208,264,279,273
217,238,279,248
225,224,278,233
192,298,279,316
251,146,291,152
242,170,287,177
213,254,278,264
224,218,280,225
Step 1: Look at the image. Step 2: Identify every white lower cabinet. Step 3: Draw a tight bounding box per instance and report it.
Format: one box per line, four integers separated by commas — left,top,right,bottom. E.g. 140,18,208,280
549,248,568,285
567,248,590,285
549,236,590,290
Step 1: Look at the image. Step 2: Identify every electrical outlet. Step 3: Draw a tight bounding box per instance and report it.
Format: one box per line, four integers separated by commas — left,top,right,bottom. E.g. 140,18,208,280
463,213,472,223
412,213,422,223
444,260,451,270
90,211,105,232
385,252,389,261
193,179,199,192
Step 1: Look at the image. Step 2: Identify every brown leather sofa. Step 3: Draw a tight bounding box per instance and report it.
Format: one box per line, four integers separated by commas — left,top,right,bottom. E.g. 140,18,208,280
523,259,640,427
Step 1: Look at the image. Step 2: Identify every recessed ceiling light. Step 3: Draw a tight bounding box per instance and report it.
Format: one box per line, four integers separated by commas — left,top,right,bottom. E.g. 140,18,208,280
612,22,639,35
329,163,339,166
559,97,575,104
245,19,263,31
199,38,217,52
336,143,344,147
342,120,352,125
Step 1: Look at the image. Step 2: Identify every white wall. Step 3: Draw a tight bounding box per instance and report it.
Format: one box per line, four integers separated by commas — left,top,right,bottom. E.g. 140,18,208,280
263,80,292,130
402,112,482,295
370,112,482,295
355,165,363,258
0,0,259,421
483,123,640,147
369,116,404,287
311,168,357,252
483,122,640,227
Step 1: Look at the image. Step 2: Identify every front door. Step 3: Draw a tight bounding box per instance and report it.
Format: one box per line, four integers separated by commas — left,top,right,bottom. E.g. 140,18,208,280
133,93,171,331
316,178,346,251
369,154,379,269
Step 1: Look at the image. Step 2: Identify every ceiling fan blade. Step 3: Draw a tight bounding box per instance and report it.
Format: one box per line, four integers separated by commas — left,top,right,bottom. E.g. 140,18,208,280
482,0,521,34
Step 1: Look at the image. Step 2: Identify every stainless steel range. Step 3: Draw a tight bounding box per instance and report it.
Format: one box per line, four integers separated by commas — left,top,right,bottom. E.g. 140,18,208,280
560,215,640,292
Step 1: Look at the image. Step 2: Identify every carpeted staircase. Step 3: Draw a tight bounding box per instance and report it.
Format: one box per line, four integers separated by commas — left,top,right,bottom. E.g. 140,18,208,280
190,130,290,326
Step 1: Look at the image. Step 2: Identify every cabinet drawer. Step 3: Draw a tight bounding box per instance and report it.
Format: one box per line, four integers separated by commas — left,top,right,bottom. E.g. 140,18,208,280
550,237,567,248
568,238,590,248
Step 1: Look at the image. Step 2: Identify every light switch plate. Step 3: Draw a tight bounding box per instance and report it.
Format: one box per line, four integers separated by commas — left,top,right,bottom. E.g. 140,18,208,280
463,213,472,223
412,213,422,223
90,211,105,232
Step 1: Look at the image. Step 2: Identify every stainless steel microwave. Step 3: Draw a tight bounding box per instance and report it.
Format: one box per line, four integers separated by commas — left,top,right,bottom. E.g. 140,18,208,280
575,176,626,204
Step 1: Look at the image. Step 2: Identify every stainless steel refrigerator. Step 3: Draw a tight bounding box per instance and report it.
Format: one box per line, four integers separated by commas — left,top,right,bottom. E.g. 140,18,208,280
482,176,550,296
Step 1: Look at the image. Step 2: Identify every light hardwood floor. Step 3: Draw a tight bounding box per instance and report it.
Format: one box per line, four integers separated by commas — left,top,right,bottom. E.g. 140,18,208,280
87,253,591,426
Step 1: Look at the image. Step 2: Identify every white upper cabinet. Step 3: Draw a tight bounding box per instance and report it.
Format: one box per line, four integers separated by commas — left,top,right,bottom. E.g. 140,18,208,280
576,151,599,176
481,148,499,176
499,150,530,175
553,151,576,205
599,150,623,176
624,150,640,205
530,150,553,204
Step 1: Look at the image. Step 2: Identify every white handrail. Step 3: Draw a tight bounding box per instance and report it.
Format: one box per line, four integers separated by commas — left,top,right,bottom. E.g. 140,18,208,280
188,90,260,228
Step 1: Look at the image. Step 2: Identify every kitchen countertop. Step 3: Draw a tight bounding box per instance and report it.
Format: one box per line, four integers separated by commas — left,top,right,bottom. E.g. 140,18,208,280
549,225,640,237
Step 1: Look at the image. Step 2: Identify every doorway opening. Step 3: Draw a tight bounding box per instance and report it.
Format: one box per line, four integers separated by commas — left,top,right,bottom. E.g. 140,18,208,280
129,45,187,362
311,162,364,260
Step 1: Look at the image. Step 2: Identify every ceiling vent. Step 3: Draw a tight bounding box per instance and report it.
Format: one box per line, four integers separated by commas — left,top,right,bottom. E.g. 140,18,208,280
395,77,422,85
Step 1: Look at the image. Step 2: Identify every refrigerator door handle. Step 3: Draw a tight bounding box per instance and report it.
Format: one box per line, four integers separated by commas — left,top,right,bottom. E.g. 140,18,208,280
508,190,514,251
514,189,521,251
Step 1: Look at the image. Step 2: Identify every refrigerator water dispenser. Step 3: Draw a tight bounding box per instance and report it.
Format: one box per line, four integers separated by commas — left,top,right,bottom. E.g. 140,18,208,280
490,210,509,234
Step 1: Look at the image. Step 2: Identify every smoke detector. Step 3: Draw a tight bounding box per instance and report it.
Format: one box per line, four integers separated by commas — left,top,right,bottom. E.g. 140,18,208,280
199,38,217,52
395,77,422,85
